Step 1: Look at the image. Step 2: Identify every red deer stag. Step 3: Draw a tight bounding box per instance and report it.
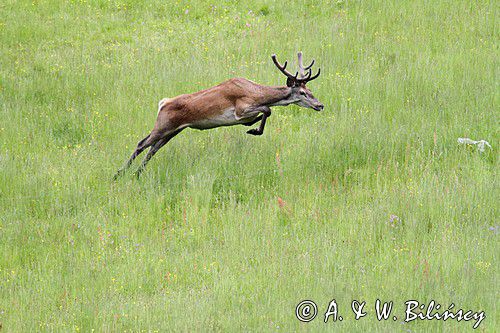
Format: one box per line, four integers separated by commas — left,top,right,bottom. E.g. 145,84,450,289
114,52,323,178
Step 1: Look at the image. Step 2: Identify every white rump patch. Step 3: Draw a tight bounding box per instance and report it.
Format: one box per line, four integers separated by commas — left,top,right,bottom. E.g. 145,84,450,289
158,98,171,112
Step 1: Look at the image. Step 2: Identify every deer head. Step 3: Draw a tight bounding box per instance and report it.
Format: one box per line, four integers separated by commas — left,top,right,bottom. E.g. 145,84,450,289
272,52,324,111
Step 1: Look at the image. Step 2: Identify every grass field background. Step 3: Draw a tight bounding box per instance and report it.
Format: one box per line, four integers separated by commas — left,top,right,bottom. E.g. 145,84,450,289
0,0,498,331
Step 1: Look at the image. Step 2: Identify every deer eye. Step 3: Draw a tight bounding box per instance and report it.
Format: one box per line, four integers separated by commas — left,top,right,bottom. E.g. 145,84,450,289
300,91,306,96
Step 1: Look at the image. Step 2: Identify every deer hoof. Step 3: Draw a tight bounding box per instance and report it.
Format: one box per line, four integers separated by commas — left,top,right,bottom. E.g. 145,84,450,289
246,129,262,136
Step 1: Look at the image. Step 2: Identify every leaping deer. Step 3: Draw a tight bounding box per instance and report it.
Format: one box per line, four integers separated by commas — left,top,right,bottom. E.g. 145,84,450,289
114,52,323,178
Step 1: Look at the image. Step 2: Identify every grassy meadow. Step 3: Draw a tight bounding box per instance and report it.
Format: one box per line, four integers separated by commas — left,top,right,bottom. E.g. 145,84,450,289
0,0,498,331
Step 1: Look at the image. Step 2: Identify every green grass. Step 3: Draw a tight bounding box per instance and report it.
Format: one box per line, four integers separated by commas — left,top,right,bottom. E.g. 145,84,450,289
0,0,498,331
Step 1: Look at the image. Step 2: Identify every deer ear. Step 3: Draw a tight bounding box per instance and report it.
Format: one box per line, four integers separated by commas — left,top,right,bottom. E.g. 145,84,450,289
286,78,295,87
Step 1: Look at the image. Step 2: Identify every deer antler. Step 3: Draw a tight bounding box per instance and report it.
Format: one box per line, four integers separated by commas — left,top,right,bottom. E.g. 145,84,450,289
271,54,298,86
297,52,315,78
272,52,321,87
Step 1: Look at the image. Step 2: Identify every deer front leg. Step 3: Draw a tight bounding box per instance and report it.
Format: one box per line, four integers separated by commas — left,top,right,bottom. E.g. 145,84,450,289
246,106,271,136
242,115,263,126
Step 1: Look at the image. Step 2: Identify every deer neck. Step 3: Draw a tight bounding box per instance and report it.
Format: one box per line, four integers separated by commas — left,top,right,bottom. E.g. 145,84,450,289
260,86,297,107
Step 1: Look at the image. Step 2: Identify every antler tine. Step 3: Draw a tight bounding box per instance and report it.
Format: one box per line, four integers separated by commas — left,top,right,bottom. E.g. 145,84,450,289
296,67,321,84
297,52,304,77
307,68,321,82
297,69,311,82
297,52,316,78
271,54,297,79
304,68,312,80
303,59,315,71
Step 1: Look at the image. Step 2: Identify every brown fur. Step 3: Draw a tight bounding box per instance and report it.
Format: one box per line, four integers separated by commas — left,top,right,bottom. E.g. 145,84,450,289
154,78,290,131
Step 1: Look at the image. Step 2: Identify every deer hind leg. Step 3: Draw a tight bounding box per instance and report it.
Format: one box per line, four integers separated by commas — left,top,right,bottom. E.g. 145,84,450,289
113,131,164,180
134,128,183,178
